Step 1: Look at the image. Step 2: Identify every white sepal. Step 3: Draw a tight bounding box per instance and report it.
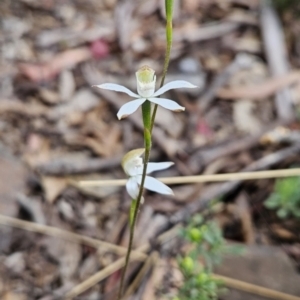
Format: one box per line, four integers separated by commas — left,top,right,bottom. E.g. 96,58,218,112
147,162,174,174
94,83,139,98
117,99,146,120
138,175,174,195
152,80,197,97
148,97,185,112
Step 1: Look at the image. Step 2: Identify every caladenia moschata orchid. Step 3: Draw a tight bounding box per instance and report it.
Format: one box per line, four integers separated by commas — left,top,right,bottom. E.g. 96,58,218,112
111,65,196,300
122,148,174,203
113,2,195,298
94,65,197,120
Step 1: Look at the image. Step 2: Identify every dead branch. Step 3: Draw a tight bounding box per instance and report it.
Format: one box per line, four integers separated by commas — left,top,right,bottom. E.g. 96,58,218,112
260,0,294,120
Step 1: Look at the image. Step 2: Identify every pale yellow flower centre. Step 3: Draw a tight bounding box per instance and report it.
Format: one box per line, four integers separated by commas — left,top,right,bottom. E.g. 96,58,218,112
136,65,155,83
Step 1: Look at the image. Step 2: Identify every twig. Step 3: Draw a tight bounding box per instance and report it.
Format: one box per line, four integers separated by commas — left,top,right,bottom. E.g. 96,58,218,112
0,214,146,260
260,0,294,120
78,168,300,187
213,274,300,300
175,21,239,43
36,155,122,175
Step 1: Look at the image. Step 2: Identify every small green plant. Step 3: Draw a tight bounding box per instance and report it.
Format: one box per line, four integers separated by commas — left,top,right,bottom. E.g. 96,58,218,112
172,215,233,300
182,215,228,270
264,176,300,219
174,259,222,300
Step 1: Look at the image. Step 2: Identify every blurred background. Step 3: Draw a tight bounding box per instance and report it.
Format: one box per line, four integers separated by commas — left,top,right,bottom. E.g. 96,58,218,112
1,0,300,299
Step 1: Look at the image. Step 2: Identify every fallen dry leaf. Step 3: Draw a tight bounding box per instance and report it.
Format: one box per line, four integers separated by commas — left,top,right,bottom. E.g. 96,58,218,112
2,292,27,300
18,47,92,82
142,256,167,300
218,71,300,100
48,88,100,120
41,176,69,203
0,100,48,117
59,70,76,102
233,100,262,134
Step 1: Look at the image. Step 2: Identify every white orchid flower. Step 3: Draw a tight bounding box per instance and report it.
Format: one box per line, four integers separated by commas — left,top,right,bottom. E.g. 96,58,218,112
122,148,174,200
94,65,197,120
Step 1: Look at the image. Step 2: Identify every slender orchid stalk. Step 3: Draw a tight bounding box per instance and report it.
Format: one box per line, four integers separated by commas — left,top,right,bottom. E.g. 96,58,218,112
117,1,175,298
95,0,195,298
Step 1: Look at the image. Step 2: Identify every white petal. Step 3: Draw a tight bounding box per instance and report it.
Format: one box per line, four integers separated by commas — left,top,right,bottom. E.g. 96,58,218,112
93,83,139,98
139,176,173,195
152,80,197,97
147,162,174,174
148,97,185,112
126,177,139,199
117,99,146,120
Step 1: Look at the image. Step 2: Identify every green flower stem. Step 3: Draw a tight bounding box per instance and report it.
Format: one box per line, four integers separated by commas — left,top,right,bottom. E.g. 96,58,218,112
118,1,174,298
142,100,152,150
142,100,152,130
129,199,137,228
150,0,173,133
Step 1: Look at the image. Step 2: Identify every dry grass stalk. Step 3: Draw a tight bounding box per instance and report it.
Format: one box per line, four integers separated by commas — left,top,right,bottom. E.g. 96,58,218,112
78,168,300,187
213,274,300,300
0,214,146,260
